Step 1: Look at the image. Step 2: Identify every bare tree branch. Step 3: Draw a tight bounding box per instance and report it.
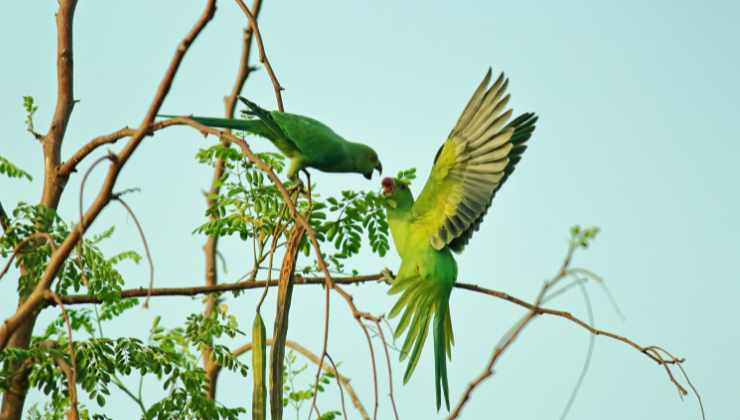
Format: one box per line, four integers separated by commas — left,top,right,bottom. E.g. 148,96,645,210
40,0,78,209
1,2,78,417
374,317,400,420
448,244,694,419
0,0,217,351
234,0,284,111
55,274,385,305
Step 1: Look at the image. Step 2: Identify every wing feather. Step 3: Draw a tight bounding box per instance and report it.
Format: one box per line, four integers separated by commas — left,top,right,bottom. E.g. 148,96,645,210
412,69,537,251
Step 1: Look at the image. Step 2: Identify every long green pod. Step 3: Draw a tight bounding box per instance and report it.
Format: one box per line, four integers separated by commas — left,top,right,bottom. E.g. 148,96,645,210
252,312,267,420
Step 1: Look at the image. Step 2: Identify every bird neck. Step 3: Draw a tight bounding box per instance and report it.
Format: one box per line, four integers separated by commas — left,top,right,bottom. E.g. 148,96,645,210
386,200,414,257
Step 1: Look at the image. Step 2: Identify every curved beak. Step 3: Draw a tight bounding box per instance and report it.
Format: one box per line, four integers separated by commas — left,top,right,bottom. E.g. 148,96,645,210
375,162,383,176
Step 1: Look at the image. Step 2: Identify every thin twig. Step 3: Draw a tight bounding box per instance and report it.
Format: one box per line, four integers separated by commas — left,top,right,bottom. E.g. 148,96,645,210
231,339,370,420
233,0,284,111
557,281,595,420
325,352,349,420
111,195,155,307
374,317,400,420
224,0,262,116
0,233,57,282
448,242,692,419
567,267,625,320
78,154,117,288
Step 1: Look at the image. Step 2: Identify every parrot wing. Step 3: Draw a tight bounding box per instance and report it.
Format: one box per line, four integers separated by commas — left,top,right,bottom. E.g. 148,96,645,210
238,97,302,157
412,69,537,252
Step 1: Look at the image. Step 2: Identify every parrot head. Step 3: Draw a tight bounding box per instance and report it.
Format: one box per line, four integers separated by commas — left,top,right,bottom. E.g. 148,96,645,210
355,144,383,180
381,177,414,210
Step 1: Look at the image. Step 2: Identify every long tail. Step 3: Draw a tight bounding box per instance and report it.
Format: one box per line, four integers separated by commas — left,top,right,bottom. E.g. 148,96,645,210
156,114,271,135
389,275,454,411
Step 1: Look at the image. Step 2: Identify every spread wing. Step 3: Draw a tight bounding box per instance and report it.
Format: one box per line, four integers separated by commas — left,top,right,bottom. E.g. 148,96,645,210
412,68,537,252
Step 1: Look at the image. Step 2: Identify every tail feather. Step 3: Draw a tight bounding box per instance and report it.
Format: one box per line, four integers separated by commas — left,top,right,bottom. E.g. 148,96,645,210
434,303,451,410
238,97,286,140
157,114,273,139
389,277,453,411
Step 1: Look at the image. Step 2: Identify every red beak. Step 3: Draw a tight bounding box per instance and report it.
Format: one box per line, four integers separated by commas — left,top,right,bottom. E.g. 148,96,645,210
381,177,394,194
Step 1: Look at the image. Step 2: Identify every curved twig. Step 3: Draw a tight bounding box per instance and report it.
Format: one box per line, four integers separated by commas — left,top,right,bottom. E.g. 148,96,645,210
111,195,155,308
557,281,595,420
78,154,117,288
325,352,349,420
231,339,370,420
0,233,57,282
374,317,400,420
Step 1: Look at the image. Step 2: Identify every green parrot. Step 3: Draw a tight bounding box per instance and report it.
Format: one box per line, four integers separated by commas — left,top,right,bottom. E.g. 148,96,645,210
381,68,537,411
160,97,383,181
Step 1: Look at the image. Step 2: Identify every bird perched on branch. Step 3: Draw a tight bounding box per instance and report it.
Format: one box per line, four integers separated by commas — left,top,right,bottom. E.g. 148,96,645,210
382,68,537,411
159,97,382,182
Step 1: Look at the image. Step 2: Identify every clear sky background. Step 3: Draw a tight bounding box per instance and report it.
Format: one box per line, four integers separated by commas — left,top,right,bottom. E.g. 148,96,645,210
2,1,738,419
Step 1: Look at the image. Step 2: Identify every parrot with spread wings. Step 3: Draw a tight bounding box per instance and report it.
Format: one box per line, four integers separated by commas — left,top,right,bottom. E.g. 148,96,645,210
381,68,537,410
160,97,383,182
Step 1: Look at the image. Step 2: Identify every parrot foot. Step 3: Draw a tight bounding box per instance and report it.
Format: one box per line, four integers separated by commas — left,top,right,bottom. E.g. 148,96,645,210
381,267,396,284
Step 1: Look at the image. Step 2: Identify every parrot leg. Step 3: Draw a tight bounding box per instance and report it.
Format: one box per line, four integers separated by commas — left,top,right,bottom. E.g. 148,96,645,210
301,169,313,209
381,267,396,284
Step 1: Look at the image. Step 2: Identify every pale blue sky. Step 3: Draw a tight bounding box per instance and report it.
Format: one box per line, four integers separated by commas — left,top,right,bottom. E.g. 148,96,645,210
1,1,738,419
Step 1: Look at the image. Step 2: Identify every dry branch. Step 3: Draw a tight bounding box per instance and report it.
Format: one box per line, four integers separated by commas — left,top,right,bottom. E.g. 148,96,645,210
0,0,217,351
55,274,385,305
203,0,264,401
0,2,78,417
234,0,284,111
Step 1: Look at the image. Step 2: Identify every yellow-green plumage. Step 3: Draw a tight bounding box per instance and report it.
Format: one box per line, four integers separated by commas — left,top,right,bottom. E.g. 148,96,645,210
383,68,537,410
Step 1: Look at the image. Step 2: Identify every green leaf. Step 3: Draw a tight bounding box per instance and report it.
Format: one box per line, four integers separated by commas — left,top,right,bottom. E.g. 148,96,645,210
0,155,32,181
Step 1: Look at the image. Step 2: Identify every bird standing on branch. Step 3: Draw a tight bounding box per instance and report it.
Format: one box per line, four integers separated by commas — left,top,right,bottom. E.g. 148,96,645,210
382,68,537,411
159,97,383,183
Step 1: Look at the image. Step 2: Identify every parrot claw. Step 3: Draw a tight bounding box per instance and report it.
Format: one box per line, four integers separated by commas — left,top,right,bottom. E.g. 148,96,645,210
381,267,396,284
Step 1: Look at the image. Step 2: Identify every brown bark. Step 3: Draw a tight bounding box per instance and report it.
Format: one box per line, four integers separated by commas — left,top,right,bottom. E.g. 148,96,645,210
1,2,77,419
202,0,263,400
0,2,215,419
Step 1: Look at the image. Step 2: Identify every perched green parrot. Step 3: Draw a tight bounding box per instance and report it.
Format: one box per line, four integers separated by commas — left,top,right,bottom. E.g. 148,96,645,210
381,68,537,410
160,97,383,180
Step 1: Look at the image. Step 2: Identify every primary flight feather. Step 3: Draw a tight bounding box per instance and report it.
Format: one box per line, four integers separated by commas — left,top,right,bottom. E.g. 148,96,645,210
382,68,537,410
160,98,383,181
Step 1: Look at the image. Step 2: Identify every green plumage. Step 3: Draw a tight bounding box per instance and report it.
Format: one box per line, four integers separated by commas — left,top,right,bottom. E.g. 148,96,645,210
159,98,382,180
382,68,537,411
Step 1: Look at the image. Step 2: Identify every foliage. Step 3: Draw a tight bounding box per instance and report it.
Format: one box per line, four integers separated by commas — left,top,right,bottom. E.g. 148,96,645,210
569,225,600,249
194,143,390,274
0,155,32,181
282,350,341,420
23,95,39,137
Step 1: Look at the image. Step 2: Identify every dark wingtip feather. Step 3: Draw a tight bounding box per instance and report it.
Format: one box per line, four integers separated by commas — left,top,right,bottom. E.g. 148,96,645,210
448,111,537,254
